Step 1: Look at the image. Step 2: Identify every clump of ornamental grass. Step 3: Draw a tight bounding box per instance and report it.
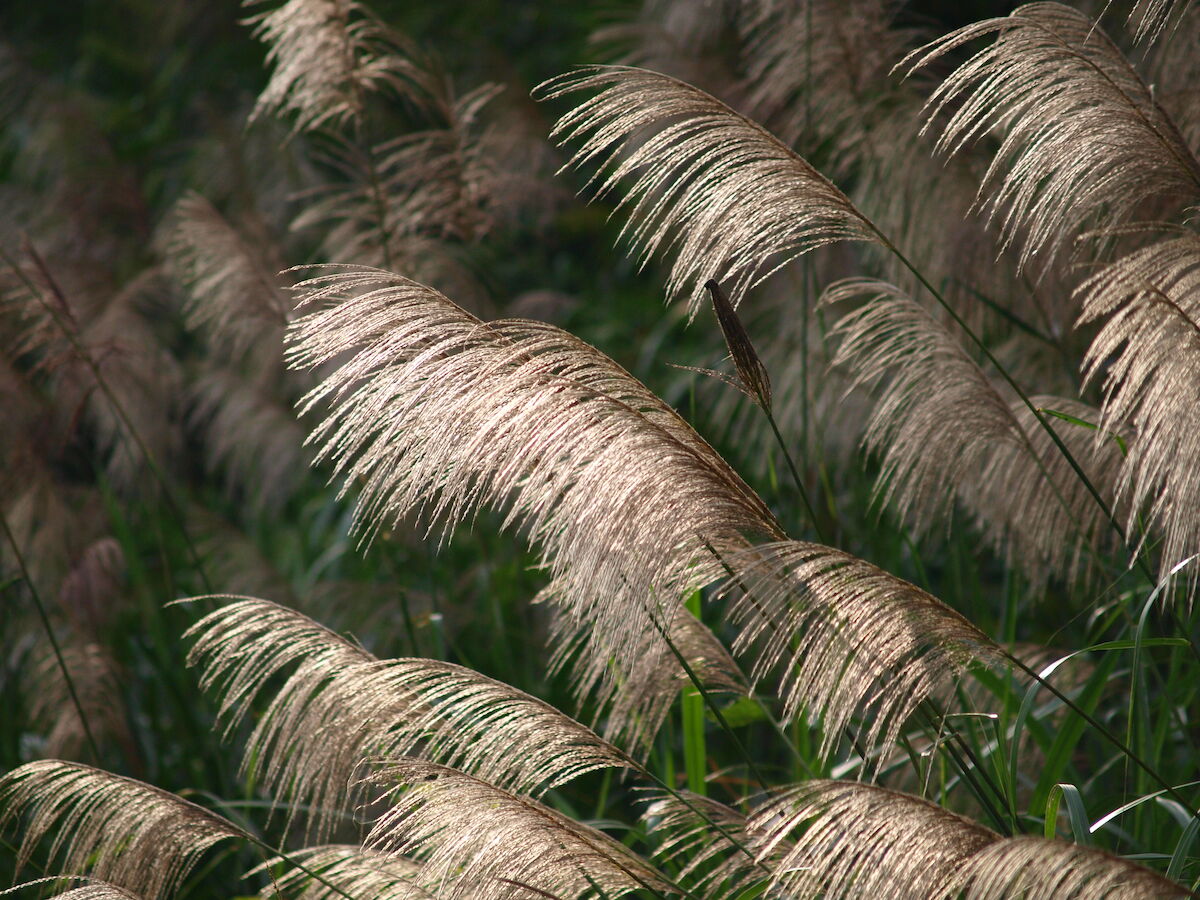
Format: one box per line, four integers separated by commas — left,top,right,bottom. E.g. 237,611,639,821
3,1,1200,899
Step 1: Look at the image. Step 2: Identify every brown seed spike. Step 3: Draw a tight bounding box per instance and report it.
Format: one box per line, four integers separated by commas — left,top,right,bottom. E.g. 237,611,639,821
705,279,772,411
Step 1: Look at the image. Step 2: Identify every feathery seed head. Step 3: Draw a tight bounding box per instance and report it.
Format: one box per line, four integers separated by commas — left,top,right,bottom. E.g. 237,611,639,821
286,266,781,749
0,761,242,900
900,2,1200,271
537,66,879,313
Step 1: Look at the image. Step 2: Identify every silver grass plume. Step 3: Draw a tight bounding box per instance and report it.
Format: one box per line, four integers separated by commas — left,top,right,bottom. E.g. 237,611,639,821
964,395,1125,586
739,0,924,171
290,78,516,296
746,780,999,898
30,642,128,761
544,596,747,753
188,369,311,513
952,836,1192,898
13,260,182,492
718,540,1003,760
848,106,1047,339
57,537,124,635
590,0,743,98
825,279,1024,532
371,82,506,244
900,2,1200,271
162,192,291,357
642,791,772,899
1078,230,1200,598
286,267,782,746
291,81,506,263
536,66,879,313
245,0,421,133
0,760,242,900
185,594,369,725
1143,6,1200,155
363,760,676,900
256,845,434,900
185,596,634,840
826,279,1118,586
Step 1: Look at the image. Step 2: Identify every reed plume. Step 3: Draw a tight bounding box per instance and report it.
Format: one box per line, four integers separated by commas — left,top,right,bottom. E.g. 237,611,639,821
363,760,675,900
0,760,241,900
286,266,781,747
245,0,422,133
747,779,1000,898
952,836,1193,898
1,883,145,900
254,845,434,900
718,540,1002,759
537,65,878,312
900,2,1200,270
826,279,1123,585
162,191,291,357
642,791,770,899
1079,229,1200,596
185,596,634,839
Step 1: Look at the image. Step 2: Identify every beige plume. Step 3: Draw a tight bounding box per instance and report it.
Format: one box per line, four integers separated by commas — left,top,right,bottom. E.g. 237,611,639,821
1079,229,1200,599
0,760,241,900
719,540,1003,760
900,2,1200,271
537,65,879,313
185,596,634,840
286,267,781,747
363,760,676,900
254,845,434,900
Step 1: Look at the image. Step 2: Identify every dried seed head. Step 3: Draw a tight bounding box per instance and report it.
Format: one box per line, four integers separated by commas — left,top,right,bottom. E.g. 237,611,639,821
705,278,772,410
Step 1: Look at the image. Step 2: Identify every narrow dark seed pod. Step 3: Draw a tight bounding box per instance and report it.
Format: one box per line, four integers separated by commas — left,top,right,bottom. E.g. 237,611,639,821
705,279,772,411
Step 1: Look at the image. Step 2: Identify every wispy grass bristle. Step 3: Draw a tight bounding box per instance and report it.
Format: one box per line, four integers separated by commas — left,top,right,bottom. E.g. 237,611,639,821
0,761,241,900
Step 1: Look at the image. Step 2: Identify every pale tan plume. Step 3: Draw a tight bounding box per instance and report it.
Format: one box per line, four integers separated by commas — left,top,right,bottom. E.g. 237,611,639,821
826,279,1121,586
56,536,125,635
0,882,145,900
285,267,782,748
42,887,143,900
746,779,1000,898
187,368,311,513
30,642,128,762
900,2,1200,272
952,836,1193,898
161,191,291,357
536,65,879,313
254,845,435,900
825,278,1024,533
1127,0,1190,43
543,593,748,753
590,0,744,100
739,0,925,172
10,261,183,492
362,759,676,900
244,0,424,133
718,540,1003,761
184,595,635,840
641,790,774,899
1143,5,1200,152
1078,229,1200,599
291,79,510,280
0,760,242,900
963,395,1126,587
